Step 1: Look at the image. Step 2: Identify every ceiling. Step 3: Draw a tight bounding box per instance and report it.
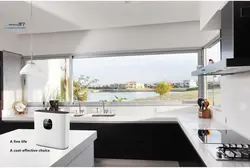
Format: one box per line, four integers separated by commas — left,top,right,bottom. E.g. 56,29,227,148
0,1,200,34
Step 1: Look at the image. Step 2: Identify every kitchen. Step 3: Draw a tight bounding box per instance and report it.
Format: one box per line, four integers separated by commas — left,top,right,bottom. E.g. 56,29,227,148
1,1,250,167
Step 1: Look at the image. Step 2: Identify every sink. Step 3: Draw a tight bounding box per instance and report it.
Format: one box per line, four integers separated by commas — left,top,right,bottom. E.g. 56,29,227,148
73,114,84,117
92,113,116,117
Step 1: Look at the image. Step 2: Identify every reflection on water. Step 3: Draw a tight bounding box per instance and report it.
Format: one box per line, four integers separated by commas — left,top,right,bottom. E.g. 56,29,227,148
86,91,160,102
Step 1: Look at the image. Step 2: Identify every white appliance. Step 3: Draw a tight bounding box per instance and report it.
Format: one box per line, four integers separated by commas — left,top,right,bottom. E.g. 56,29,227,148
34,110,70,149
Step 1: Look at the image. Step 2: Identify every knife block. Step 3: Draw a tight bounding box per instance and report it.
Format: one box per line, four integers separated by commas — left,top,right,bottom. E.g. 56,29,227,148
198,108,212,119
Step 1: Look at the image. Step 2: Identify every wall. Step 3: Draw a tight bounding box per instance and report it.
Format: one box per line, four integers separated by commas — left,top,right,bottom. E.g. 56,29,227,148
24,59,65,102
0,30,20,53
19,21,219,56
199,1,228,30
79,105,190,117
2,51,22,113
24,61,49,102
4,105,191,118
212,72,250,139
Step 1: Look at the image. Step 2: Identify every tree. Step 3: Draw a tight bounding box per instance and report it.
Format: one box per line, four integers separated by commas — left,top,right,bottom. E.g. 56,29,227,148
73,80,88,101
155,81,173,97
73,75,99,101
57,75,98,102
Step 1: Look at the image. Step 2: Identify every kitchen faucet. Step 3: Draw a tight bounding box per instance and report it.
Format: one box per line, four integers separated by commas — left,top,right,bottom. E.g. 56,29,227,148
99,100,108,113
73,100,84,114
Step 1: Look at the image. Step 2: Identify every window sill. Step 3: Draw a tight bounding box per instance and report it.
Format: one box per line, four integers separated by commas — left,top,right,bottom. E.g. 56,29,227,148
27,101,197,107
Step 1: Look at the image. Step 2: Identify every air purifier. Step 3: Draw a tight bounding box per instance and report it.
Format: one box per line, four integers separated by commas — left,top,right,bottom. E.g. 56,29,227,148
34,110,70,149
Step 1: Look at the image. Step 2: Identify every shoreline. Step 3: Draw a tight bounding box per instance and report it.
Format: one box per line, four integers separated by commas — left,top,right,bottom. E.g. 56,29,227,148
89,88,198,93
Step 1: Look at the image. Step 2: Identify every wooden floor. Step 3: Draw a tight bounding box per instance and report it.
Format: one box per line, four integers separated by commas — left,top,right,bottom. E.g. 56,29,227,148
94,158,179,167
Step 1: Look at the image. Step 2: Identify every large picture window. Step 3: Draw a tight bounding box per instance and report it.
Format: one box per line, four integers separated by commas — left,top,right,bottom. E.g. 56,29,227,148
205,41,221,107
72,53,198,104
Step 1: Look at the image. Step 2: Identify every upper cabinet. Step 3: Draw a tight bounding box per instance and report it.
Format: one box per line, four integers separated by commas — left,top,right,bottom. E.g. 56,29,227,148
200,1,228,31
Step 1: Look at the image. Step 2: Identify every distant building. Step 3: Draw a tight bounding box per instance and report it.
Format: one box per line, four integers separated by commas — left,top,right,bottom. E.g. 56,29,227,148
173,82,184,88
183,80,197,88
103,85,110,89
144,83,156,88
110,83,127,89
126,81,145,89
207,76,221,88
118,84,127,89
90,84,103,89
110,83,119,89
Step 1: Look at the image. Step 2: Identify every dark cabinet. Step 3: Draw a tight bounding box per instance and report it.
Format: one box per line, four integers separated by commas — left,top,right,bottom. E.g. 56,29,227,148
70,123,205,166
0,122,205,167
0,121,34,135
234,1,250,59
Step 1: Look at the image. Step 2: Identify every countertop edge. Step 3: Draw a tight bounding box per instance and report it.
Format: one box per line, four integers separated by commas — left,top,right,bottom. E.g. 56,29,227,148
1,117,179,123
177,119,209,166
2,115,249,167
0,130,97,167
51,131,97,167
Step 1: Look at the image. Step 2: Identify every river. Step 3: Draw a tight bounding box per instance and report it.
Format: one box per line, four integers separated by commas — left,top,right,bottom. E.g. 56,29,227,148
86,91,170,102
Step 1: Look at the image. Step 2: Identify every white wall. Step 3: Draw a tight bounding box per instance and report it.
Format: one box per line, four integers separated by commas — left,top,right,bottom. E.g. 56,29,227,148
24,61,49,102
19,21,219,56
0,30,20,53
3,51,23,112
213,72,250,139
199,1,228,30
24,59,64,102
83,105,189,117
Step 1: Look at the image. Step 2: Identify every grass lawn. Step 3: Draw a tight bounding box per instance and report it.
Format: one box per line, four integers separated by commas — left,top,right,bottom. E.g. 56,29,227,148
135,88,221,105
135,90,198,101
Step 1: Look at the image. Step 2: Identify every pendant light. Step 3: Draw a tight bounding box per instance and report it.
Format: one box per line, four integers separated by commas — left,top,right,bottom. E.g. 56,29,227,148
20,0,42,75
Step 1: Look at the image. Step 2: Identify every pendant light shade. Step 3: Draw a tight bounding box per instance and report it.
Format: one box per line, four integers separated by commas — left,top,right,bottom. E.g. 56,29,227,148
20,0,42,76
20,61,43,75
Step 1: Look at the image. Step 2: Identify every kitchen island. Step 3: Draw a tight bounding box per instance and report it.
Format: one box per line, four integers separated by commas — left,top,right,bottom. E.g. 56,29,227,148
0,129,97,167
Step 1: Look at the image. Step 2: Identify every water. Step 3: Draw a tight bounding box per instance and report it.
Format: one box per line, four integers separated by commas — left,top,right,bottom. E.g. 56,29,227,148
87,91,160,102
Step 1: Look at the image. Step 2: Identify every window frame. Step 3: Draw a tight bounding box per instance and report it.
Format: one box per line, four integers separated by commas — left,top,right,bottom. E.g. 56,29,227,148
23,49,203,106
203,35,221,107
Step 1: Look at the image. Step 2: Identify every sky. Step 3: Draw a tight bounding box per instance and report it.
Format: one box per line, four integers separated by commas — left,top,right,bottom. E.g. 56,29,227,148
73,53,199,85
73,42,220,85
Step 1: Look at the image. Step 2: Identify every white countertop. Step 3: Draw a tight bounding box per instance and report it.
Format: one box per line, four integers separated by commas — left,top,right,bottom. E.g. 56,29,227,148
0,129,97,167
178,119,250,167
2,106,250,167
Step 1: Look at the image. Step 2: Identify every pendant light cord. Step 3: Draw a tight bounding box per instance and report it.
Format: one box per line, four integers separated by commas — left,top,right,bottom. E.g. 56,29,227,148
30,0,33,62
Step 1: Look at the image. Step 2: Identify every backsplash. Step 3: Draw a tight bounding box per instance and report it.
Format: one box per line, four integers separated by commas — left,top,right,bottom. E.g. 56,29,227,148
2,105,190,118
215,72,250,139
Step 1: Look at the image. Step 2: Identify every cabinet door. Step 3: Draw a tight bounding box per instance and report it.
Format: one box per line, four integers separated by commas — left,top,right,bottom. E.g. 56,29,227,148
234,1,250,59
